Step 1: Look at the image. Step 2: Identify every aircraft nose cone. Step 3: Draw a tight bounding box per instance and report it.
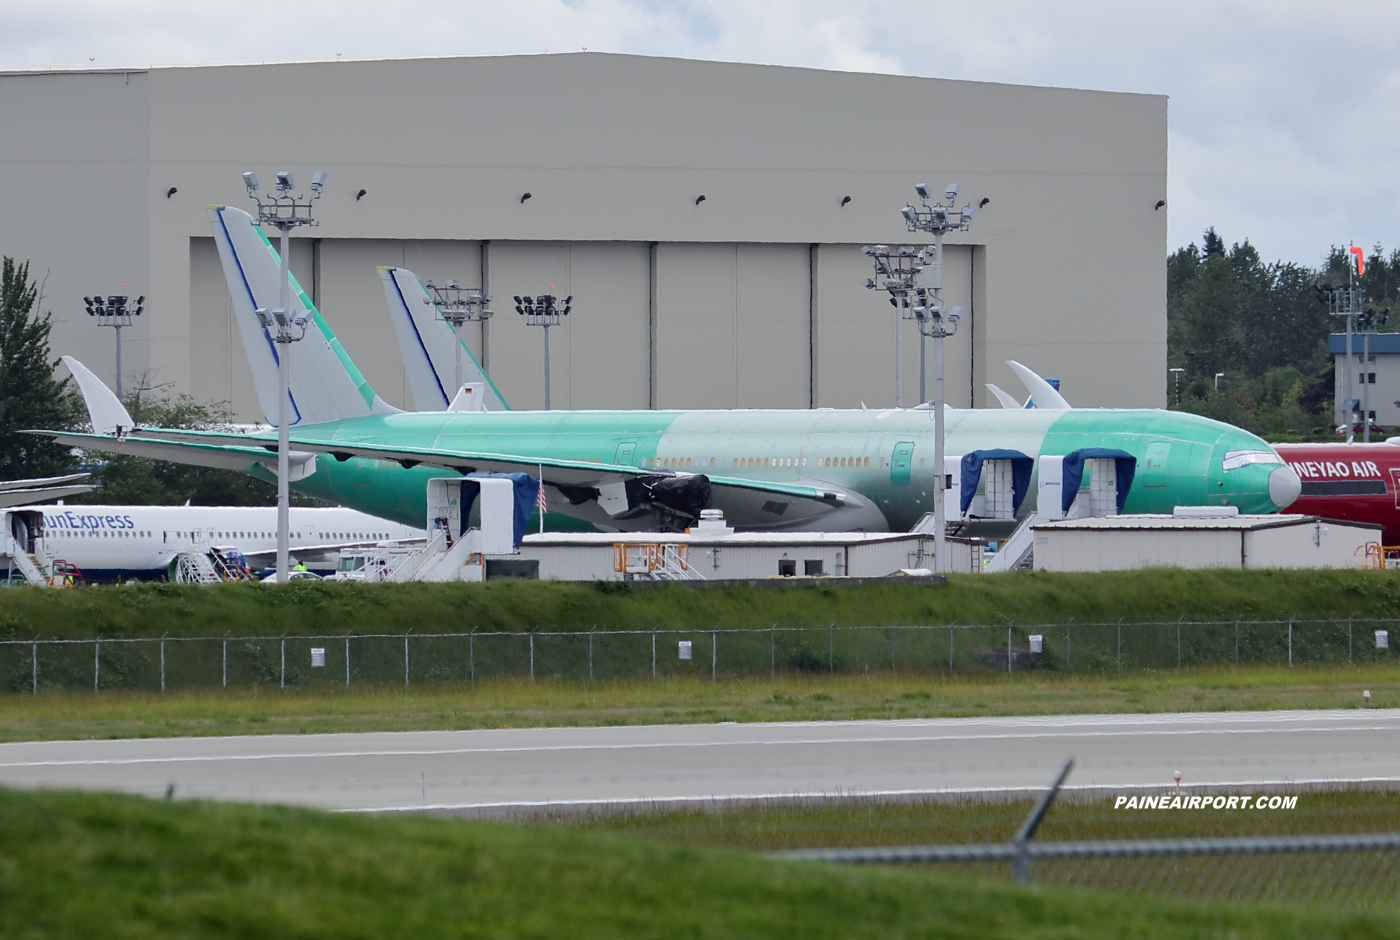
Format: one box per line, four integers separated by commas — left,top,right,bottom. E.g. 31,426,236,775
1269,464,1301,510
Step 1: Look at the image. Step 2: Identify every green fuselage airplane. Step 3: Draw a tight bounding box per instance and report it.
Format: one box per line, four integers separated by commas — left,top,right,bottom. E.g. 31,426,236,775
39,206,1301,534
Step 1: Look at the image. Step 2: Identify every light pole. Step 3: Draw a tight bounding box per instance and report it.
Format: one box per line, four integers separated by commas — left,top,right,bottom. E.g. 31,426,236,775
1322,279,1364,444
244,169,325,583
1169,367,1184,407
84,292,143,401
514,293,571,409
884,182,975,576
422,279,492,393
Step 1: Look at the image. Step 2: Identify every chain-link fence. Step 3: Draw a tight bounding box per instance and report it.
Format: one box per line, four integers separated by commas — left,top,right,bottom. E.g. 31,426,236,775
778,833,1400,911
2,618,1396,694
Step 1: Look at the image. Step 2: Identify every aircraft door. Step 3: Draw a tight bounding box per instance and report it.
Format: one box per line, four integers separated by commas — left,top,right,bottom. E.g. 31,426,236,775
1390,468,1400,509
614,441,637,467
1143,442,1171,487
891,442,914,485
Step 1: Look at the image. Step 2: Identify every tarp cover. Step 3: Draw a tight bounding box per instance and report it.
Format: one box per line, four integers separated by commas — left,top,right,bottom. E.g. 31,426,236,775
626,474,713,521
460,472,540,544
1060,449,1137,515
959,449,1033,515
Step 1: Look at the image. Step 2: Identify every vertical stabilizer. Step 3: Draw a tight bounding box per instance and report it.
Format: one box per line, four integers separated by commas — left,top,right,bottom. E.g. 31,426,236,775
207,205,400,426
378,266,509,411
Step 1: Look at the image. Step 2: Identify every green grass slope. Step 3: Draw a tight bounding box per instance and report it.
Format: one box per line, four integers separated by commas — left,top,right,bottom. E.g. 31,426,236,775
4,568,1400,640
1,788,1394,940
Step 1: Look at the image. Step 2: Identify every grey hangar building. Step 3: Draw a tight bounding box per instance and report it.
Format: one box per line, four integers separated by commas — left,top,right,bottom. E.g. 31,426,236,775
0,52,1167,421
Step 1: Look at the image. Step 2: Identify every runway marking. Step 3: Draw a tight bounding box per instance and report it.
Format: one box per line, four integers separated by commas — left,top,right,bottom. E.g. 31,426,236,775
343,776,1400,814
3,723,1396,769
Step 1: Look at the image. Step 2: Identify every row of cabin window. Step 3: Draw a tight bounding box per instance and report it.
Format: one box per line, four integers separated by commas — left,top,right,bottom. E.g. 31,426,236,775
641,456,872,470
52,530,153,538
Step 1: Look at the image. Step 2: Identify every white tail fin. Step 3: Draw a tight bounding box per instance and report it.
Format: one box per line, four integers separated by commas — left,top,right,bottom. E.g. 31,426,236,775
62,355,134,434
1006,361,1072,410
985,383,1023,410
207,205,400,426
378,266,509,412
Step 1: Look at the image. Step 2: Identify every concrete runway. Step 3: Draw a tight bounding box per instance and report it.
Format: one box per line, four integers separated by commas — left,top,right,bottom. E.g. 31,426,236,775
1,709,1396,813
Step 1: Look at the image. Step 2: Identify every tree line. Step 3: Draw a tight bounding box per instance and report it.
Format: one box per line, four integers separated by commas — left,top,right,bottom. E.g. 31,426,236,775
1168,227,1399,439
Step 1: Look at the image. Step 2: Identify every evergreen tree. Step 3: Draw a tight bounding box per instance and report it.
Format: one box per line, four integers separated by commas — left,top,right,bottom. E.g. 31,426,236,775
0,258,82,479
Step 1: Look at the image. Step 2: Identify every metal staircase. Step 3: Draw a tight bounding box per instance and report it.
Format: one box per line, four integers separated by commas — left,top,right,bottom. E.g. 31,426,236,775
172,551,222,584
983,511,1042,573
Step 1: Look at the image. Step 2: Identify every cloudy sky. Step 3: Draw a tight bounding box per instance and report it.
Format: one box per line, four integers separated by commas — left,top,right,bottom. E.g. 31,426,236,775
6,0,1396,266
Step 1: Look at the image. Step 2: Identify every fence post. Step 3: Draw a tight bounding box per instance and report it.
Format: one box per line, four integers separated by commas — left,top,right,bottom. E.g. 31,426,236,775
770,623,775,678
404,632,410,686
1349,615,1354,663
949,623,955,671
469,631,475,683
530,634,535,681
279,636,285,690
161,637,167,693
713,630,718,680
1066,622,1070,670
1117,620,1121,671
345,635,351,686
891,622,898,672
94,639,99,692
1288,619,1293,667
589,629,594,681
32,641,37,694
1177,617,1182,669
222,635,228,688
1008,623,1013,674
1235,620,1239,668
652,632,656,680
829,621,834,673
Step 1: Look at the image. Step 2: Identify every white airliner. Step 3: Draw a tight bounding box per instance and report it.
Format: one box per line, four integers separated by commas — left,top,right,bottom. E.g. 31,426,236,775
8,502,424,581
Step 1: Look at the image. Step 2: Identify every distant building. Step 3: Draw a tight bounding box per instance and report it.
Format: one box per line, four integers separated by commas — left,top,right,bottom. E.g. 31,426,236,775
1332,333,1400,431
0,53,1167,419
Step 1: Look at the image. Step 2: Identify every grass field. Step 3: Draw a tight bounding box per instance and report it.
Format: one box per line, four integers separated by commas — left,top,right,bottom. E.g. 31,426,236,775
2,787,1397,939
5,567,1400,641
2,662,1395,742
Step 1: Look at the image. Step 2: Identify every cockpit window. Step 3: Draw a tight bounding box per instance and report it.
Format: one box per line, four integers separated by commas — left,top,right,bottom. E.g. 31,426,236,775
1222,449,1283,471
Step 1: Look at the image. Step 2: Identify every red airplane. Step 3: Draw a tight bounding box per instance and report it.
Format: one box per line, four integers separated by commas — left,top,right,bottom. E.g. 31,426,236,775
1274,441,1400,545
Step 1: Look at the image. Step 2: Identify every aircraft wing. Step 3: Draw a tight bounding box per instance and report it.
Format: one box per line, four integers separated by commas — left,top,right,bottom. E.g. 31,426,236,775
45,426,865,529
35,430,318,479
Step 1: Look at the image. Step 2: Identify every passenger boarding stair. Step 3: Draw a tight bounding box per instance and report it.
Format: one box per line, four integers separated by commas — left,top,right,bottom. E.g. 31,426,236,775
172,551,223,584
982,512,1041,573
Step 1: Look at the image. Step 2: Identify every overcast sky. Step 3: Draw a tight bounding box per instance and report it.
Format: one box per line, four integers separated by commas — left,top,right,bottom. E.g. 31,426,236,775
6,0,1396,267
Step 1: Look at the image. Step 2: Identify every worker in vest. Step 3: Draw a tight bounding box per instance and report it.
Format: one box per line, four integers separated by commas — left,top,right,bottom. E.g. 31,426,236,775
293,561,308,573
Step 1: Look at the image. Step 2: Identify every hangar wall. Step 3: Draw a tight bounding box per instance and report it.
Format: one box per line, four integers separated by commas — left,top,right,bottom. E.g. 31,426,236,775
0,53,1167,420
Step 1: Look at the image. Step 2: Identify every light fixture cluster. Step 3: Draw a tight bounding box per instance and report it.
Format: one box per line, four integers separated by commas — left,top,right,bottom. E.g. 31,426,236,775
514,294,572,326
85,294,143,319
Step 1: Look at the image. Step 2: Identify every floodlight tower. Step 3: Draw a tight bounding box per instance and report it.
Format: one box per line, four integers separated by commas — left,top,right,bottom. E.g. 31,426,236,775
514,292,571,409
244,168,326,584
1323,278,1365,444
84,292,143,400
897,182,975,575
862,245,922,408
422,279,492,392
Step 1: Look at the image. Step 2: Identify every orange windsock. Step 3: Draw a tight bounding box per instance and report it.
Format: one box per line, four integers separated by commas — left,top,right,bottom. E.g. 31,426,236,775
1350,244,1365,276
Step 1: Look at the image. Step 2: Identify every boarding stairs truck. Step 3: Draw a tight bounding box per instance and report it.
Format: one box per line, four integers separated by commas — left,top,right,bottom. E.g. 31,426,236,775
946,449,1136,573
384,473,538,583
2,509,57,587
